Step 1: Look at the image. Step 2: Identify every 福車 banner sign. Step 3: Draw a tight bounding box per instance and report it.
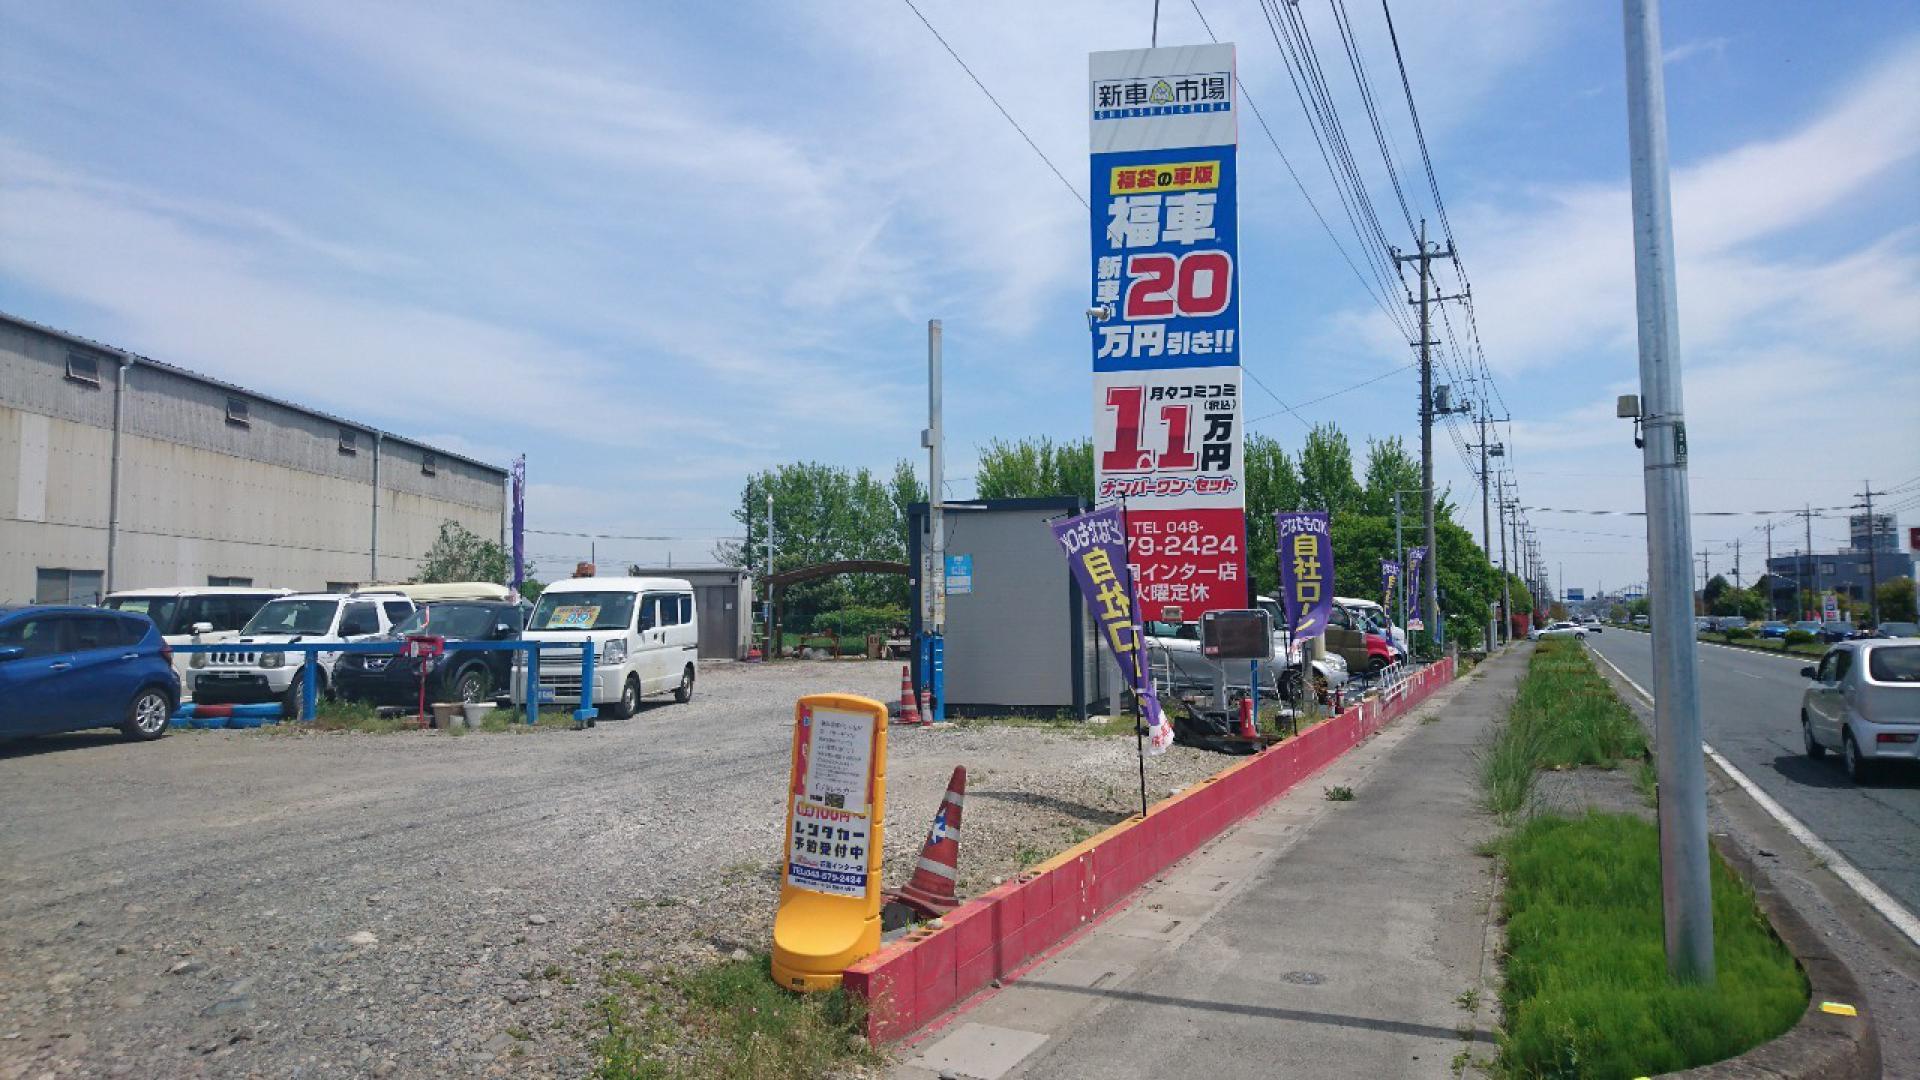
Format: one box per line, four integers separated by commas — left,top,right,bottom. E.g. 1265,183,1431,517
1406,546,1426,631
1276,511,1332,639
1052,504,1172,754
1381,559,1399,609
1091,43,1246,620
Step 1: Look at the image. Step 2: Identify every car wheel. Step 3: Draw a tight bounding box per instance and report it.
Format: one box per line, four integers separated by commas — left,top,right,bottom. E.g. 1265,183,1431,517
673,665,695,704
1843,730,1874,784
121,686,172,741
1802,712,1825,759
455,667,490,704
281,677,306,721
606,674,640,720
1279,667,1306,704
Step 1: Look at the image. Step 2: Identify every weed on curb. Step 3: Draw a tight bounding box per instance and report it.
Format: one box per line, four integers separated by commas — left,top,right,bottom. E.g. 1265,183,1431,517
1323,785,1355,802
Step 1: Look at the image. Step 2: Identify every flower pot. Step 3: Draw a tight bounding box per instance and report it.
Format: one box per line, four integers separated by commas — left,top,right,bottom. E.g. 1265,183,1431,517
462,702,495,726
430,702,463,729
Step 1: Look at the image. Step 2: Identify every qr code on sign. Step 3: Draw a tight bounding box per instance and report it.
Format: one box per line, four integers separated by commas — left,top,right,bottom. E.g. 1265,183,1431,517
822,793,845,809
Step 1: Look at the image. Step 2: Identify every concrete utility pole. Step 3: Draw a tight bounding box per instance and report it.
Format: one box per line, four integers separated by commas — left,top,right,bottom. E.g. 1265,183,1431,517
1497,476,1512,643
1623,0,1714,983
764,489,775,653
1764,520,1775,618
925,320,946,636
1473,410,1500,649
1394,220,1455,649
1797,503,1817,619
1697,547,1710,614
1732,539,1741,590
1856,480,1888,626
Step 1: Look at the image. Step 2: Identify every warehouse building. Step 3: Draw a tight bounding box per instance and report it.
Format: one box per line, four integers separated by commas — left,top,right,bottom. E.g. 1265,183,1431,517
1,312,508,604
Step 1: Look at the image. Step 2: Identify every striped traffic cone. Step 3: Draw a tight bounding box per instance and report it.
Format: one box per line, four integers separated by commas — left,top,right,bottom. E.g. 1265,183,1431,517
891,766,966,919
897,665,922,726
919,685,934,724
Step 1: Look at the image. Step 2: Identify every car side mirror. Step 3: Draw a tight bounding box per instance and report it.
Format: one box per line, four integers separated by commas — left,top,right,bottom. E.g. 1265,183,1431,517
1800,666,1817,680
0,645,24,662
191,621,215,636
494,623,514,639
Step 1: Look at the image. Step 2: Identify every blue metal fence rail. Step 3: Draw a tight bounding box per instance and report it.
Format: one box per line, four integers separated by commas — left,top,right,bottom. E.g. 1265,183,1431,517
169,640,598,726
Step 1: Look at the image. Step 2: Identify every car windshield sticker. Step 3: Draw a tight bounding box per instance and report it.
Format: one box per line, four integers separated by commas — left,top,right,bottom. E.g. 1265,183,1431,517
550,605,599,629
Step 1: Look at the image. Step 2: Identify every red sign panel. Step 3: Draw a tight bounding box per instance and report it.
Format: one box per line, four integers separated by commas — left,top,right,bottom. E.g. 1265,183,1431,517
1124,507,1248,617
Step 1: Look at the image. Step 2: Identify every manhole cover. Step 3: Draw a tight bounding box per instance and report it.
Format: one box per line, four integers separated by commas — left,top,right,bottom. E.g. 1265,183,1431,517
1282,971,1326,986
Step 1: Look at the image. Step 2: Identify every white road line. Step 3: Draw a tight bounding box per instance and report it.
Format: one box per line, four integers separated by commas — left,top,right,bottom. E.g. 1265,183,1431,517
1589,647,1920,948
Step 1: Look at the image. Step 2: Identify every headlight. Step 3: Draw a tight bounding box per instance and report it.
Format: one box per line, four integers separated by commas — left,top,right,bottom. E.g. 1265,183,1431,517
601,638,627,664
260,651,286,669
190,653,207,669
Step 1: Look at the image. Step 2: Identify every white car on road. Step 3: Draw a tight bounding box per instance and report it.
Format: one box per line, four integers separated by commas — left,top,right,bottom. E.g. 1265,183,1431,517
1801,640,1920,783
1528,621,1588,641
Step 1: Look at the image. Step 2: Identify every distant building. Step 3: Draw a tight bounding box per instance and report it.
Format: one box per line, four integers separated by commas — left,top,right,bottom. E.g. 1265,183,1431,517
1,312,508,604
1766,544,1914,617
1850,512,1896,552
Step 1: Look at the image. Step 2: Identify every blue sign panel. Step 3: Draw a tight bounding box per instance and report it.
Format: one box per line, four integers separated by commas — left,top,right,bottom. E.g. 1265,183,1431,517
944,554,973,595
1090,144,1240,373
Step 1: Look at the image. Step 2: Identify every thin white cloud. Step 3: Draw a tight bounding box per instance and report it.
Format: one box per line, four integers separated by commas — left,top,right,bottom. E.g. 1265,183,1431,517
1663,37,1728,65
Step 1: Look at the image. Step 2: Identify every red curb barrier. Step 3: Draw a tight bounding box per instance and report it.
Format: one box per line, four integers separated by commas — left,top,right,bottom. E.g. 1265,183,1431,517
845,658,1456,1043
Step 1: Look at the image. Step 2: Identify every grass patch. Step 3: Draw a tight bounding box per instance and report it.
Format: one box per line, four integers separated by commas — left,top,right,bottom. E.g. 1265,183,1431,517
1482,639,1647,822
305,700,411,734
1696,632,1826,657
595,953,880,1080
1497,812,1806,1078
950,712,1135,738
1323,785,1355,802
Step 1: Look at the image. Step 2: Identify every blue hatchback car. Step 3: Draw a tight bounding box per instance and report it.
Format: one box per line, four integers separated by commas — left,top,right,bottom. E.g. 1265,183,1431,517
0,606,180,742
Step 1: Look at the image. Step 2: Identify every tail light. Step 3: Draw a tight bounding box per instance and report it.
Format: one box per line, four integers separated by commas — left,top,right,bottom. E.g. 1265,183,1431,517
159,641,173,665
1876,732,1917,744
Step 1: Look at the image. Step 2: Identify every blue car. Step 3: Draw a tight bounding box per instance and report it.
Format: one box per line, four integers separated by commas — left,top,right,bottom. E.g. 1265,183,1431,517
1761,621,1791,639
0,606,180,742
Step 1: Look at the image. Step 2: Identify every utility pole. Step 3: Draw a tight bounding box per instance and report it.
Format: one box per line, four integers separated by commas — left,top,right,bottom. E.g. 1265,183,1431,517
1697,547,1709,615
1623,0,1714,983
1796,503,1817,620
1472,411,1502,649
923,320,946,719
1394,220,1455,651
1497,474,1511,644
764,489,775,654
1731,538,1741,590
1855,480,1888,627
1764,521,1775,618
1393,491,1405,636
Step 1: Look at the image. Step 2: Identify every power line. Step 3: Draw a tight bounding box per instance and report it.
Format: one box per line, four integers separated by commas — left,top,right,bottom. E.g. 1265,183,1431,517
526,528,746,541
1245,361,1417,425
1188,0,1411,340
897,0,1086,207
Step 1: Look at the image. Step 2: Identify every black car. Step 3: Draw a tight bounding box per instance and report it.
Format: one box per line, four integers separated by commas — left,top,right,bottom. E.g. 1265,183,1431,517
333,600,527,707
1819,621,1858,644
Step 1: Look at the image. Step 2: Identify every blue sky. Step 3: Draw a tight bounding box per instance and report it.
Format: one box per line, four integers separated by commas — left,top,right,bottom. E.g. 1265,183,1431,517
3,1,1916,593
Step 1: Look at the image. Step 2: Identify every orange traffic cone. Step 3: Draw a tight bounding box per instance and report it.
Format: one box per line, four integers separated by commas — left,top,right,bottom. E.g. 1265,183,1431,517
919,685,934,724
891,766,966,919
1238,695,1257,739
897,666,922,726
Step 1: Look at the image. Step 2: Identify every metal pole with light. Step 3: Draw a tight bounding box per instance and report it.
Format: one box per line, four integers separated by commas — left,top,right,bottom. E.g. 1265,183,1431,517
1621,0,1715,983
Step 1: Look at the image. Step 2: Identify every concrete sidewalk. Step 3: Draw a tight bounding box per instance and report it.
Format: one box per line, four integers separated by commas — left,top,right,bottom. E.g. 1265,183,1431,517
894,647,1529,1080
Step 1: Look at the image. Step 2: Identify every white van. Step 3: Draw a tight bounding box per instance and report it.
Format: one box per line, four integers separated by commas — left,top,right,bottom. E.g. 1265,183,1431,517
512,577,698,718
103,586,291,699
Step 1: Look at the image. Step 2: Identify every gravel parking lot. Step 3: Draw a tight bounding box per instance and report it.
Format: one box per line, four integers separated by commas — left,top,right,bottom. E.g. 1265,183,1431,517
0,660,1229,1079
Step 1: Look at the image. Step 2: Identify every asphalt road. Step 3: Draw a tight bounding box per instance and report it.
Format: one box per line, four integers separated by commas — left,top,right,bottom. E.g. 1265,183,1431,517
1589,630,1920,919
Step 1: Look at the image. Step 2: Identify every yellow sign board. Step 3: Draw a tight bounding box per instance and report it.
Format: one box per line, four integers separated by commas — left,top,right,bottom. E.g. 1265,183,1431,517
1107,159,1222,195
770,693,888,991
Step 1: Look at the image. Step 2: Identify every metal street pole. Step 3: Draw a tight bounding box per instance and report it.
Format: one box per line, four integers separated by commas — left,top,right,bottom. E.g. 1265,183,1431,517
1623,0,1714,983
1498,476,1511,644
1393,491,1405,636
764,489,774,655
923,319,947,721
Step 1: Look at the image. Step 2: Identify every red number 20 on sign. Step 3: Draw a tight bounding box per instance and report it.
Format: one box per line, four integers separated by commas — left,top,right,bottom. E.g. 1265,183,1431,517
1123,251,1233,320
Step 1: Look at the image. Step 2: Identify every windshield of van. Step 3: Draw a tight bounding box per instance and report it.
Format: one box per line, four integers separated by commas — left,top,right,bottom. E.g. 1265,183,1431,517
394,604,505,639
243,598,339,636
527,591,635,631
106,596,179,634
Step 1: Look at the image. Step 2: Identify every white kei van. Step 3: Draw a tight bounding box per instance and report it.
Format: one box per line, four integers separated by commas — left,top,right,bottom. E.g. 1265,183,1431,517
512,577,698,718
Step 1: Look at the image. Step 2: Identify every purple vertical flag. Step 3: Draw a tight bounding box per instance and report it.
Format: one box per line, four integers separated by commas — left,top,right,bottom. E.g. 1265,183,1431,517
1052,504,1171,754
1381,559,1400,610
1406,546,1427,630
1276,511,1334,639
511,454,526,596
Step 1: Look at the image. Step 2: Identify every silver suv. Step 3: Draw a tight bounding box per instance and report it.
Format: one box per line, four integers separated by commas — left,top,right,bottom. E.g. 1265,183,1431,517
1801,641,1920,783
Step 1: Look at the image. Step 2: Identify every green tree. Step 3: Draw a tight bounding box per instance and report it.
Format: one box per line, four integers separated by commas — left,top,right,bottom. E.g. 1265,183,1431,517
974,437,1094,502
1243,434,1302,595
1703,573,1730,610
1298,423,1362,515
1357,436,1421,518
719,461,922,628
414,520,507,584
1876,578,1917,623
1710,585,1766,621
